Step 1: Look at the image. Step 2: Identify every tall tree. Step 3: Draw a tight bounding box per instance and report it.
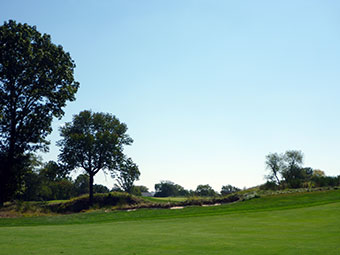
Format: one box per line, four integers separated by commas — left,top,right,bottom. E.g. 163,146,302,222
58,110,133,205
0,20,79,205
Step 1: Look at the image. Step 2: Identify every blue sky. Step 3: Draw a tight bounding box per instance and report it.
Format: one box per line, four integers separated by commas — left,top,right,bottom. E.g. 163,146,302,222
2,0,340,191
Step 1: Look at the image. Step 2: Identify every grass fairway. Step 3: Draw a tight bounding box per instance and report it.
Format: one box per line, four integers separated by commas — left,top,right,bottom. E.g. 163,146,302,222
1,190,340,254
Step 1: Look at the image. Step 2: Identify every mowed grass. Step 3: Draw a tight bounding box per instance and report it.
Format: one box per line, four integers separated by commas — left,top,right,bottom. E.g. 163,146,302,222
46,199,69,205
0,190,340,255
142,196,188,203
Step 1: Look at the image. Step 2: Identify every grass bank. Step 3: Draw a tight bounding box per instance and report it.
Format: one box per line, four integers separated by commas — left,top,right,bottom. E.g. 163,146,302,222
0,189,339,254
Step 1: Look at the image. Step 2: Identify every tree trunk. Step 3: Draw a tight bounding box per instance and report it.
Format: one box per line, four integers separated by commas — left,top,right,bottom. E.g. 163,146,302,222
0,185,4,207
274,173,280,185
89,174,94,206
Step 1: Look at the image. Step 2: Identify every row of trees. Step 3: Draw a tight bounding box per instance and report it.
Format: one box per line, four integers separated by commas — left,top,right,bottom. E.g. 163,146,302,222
17,158,146,201
19,165,108,202
154,181,240,197
11,149,340,202
1,21,338,205
0,20,140,206
264,150,340,189
18,158,238,200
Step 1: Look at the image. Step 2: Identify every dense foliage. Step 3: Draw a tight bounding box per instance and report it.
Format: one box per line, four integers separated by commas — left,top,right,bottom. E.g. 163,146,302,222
48,192,141,213
195,184,217,197
58,110,133,204
263,150,340,190
220,185,240,195
0,20,79,205
154,181,189,197
16,161,109,201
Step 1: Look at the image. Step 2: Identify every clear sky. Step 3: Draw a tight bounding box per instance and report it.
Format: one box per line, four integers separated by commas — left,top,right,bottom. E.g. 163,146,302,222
1,0,340,192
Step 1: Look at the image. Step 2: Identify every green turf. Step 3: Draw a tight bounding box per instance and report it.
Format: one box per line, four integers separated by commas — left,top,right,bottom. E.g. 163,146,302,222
46,199,69,205
0,190,340,254
142,196,188,203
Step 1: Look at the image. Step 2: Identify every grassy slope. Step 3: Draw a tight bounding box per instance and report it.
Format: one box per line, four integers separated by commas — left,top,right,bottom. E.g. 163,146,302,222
0,190,339,255
142,196,188,203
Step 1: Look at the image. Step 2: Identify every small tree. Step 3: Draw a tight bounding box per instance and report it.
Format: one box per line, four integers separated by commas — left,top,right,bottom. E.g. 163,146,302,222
93,184,109,194
265,153,284,185
18,159,74,201
281,150,304,188
221,185,240,196
58,110,133,205
154,181,187,197
39,161,69,182
195,184,216,197
312,169,326,178
264,150,309,189
115,158,140,194
73,174,89,196
131,185,149,196
135,185,149,193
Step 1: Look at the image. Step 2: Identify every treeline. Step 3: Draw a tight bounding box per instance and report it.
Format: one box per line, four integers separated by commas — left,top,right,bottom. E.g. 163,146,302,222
16,158,145,201
16,149,340,202
16,160,107,201
16,156,240,201
262,150,340,190
153,181,240,197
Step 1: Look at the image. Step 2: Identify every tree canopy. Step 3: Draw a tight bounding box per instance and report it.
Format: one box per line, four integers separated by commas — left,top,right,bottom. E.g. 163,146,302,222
154,181,188,197
0,20,79,205
195,184,217,197
58,110,133,204
265,152,284,185
264,150,322,189
221,185,240,196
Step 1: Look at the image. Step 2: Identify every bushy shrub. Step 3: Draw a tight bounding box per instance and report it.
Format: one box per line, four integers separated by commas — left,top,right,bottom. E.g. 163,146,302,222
183,194,241,206
154,181,188,197
260,181,279,190
48,192,142,213
312,176,339,187
14,201,49,214
221,185,240,195
194,184,217,197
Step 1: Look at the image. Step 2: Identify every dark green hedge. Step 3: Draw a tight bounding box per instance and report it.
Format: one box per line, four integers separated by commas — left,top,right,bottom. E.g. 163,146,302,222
48,192,142,213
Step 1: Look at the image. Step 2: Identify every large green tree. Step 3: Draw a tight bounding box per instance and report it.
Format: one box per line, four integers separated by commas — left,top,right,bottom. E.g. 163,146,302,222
58,110,133,205
0,20,79,205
